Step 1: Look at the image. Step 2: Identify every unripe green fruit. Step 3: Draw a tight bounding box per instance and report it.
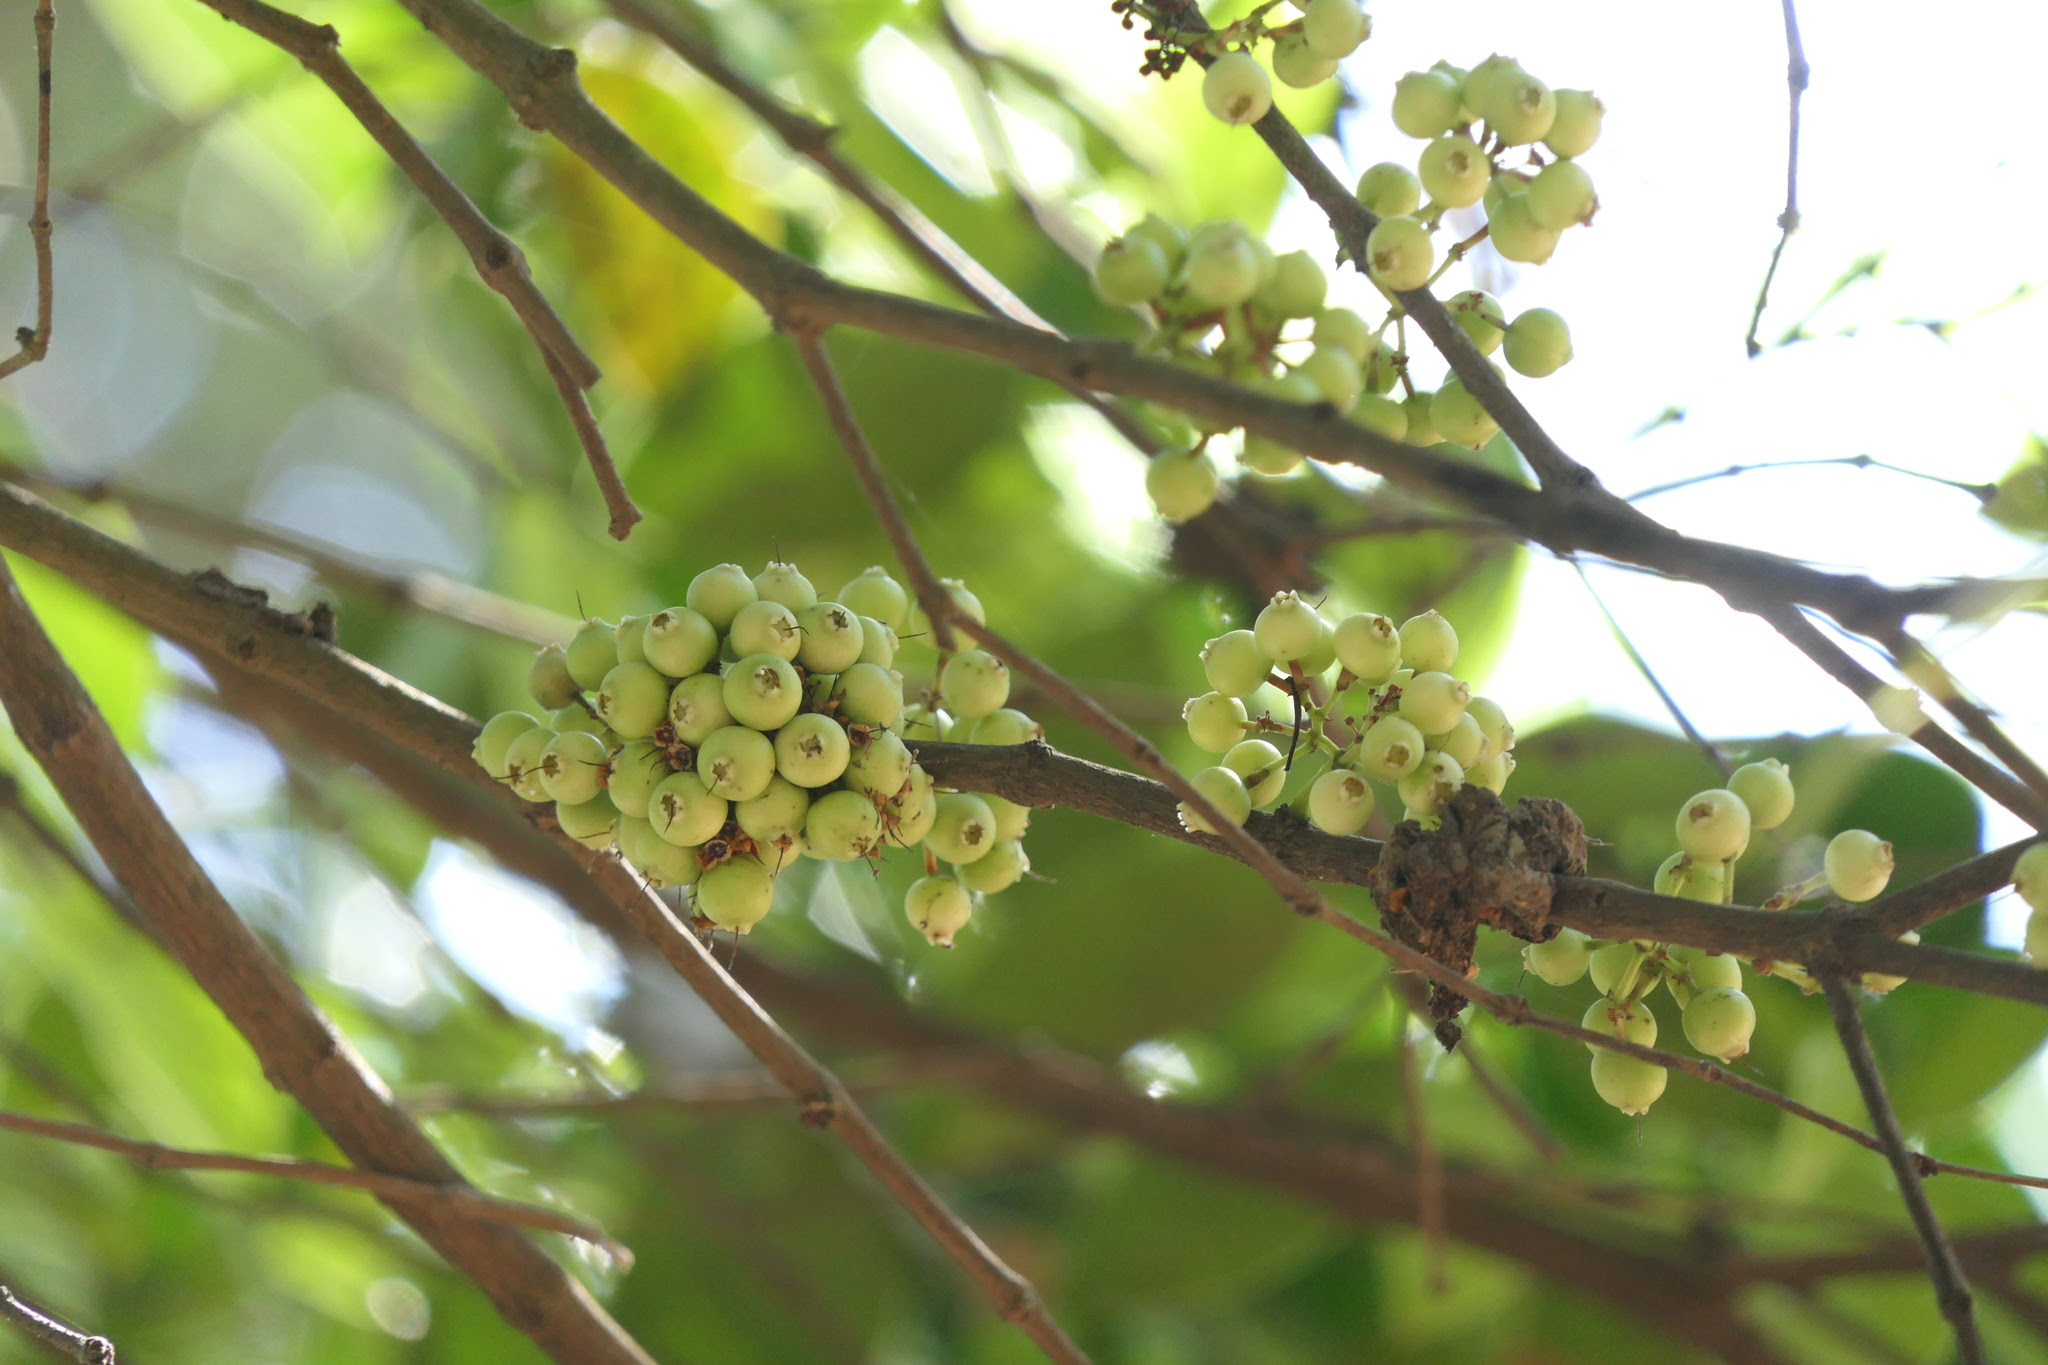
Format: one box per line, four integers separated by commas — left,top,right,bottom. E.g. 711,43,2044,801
1824,829,1894,902
1460,54,1522,120
614,615,649,665
1126,214,1188,273
1147,449,1219,524
1254,590,1324,662
1095,234,1171,304
1448,289,1506,354
1392,68,1463,138
475,712,543,779
1581,997,1656,1052
1398,610,1459,673
772,712,850,788
846,731,914,802
983,792,1030,843
1486,193,1561,265
752,560,817,611
1299,616,1338,678
619,816,700,887
1591,1050,1666,1116
1431,377,1499,449
723,653,803,731
785,601,860,674
1683,987,1755,1062
1464,696,1514,762
529,643,581,710
1202,630,1272,698
728,599,802,661
1364,215,1434,291
565,619,620,692
1482,70,1555,144
1526,159,1596,230
1240,435,1303,477
737,775,811,845
540,730,611,806
1298,345,1364,410
1432,712,1487,770
1677,789,1751,863
551,705,608,736
928,792,998,864
606,739,670,819
1670,945,1742,992
1311,307,1373,362
1224,738,1287,807
697,725,777,802
1334,613,1401,683
900,701,949,742
856,615,898,668
834,663,905,731
1402,392,1438,445
1523,928,1590,987
505,727,556,802
1184,691,1249,753
696,855,775,933
941,649,1011,719
970,708,1044,746
1356,162,1422,219
1543,89,1604,158
1260,250,1328,317
1202,51,1273,126
1270,28,1339,89
886,766,939,845
906,875,975,947
1351,394,1407,441
1588,942,1645,998
556,791,619,850
648,771,727,847
686,563,757,630
1655,852,1726,903
1728,759,1795,831
805,788,884,860
836,567,910,631
1467,750,1514,793
1395,750,1464,816
1178,765,1252,836
1308,767,1375,835
2016,843,2048,914
1302,0,1367,59
642,607,719,678
595,661,670,739
1418,134,1490,209
1504,308,1573,377
1869,684,1928,736
1398,671,1470,735
666,672,732,745
1181,231,1262,308
1355,715,1426,780
959,838,1029,895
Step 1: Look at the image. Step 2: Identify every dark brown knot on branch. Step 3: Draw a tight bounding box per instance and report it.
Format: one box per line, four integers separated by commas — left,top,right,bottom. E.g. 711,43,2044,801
1367,785,1587,1050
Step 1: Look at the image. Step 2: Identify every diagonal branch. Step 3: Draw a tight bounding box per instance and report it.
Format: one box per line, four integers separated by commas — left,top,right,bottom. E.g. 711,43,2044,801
189,0,643,539
0,1286,112,1365
0,0,55,380
1745,0,1809,357
1820,971,1985,1363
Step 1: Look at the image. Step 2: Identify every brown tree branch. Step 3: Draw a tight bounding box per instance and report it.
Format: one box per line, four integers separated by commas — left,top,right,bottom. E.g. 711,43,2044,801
0,560,656,1363
0,1286,112,1365
187,0,645,539
0,1107,630,1262
1745,0,1809,357
1391,1004,1447,1293
1874,627,2048,812
1820,971,1984,1364
0,0,54,380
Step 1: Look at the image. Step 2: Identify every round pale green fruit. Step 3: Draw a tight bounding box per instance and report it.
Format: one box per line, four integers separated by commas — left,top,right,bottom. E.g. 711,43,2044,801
1481,69,1555,145
1351,393,1407,442
667,672,732,746
648,772,727,847
555,791,619,850
834,663,905,731
1581,997,1656,1052
1353,715,1425,781
529,643,581,710
1824,829,1894,902
1486,193,1561,265
958,839,1029,895
1301,0,1368,60
1431,377,1499,449
696,855,776,933
1391,68,1462,139
606,739,671,819
1676,789,1751,863
474,712,543,779
1178,765,1251,836
1504,308,1573,377
1527,159,1596,230
620,816,702,887
1544,89,1605,158
927,793,998,864
505,727,555,802
1397,671,1470,735
736,775,811,846
596,661,671,739
1254,590,1324,662
1271,28,1339,90
1588,941,1645,998
564,619,620,692
1202,51,1273,126
775,712,851,788
1683,987,1755,1062
685,563,756,631
540,730,611,806
1223,738,1287,807
941,649,1011,719
723,653,804,732
1728,759,1794,831
752,561,817,611
1334,612,1401,683
697,725,777,802
1590,1050,1667,1116
1364,216,1434,291
1146,449,1218,524
1201,629,1272,698
1356,162,1422,219
805,789,884,861
835,567,910,631
1258,249,1327,317
1307,768,1374,835
1523,928,1590,987
642,606,719,678
1095,234,1171,305
1398,610,1458,672
1655,852,1726,904
728,599,801,662
1418,134,1490,209
1447,289,1506,354
1311,307,1374,362
906,875,975,947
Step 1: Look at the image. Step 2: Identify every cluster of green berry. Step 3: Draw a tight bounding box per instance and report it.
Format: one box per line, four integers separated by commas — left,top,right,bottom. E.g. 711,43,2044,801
1175,595,1514,838
1524,764,1910,1117
1194,0,1371,127
469,563,1039,947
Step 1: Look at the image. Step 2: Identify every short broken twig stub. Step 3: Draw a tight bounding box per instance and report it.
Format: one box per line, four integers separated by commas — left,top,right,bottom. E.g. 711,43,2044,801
1368,786,1588,1049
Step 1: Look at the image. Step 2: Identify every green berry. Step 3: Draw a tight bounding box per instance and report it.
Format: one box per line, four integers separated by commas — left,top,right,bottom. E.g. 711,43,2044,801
1486,194,1560,265
643,607,719,678
1397,671,1470,735
540,730,611,806
1581,997,1656,1052
774,713,851,788
1590,1050,1666,1116
835,567,910,631
667,672,733,745
1311,307,1374,362
885,766,939,846
1395,750,1463,816
504,726,556,802
856,615,898,668
2015,843,2048,914
614,615,649,664
970,709,1044,746
1391,69,1462,139
1417,134,1490,209
1543,89,1604,159
1402,392,1438,444
1203,52,1273,126
1224,738,1287,807
529,643,581,710
1184,691,1249,753
1254,590,1324,662
932,577,985,626
1297,346,1364,410
1588,942,1645,998
1178,765,1252,836
1351,393,1407,441
1504,308,1573,377
928,793,998,864
752,561,817,612
606,739,671,819
1654,852,1725,903
736,775,811,846
1299,616,1338,678
1465,696,1514,761
1301,0,1367,59
550,705,608,736
648,771,727,847
686,563,757,631
696,855,775,933
1333,612,1401,683
803,788,881,861
1431,712,1486,770
906,875,975,947
959,838,1029,895
474,712,543,779
1460,54,1522,119
1683,987,1755,1062
596,661,671,739
1146,449,1219,524
1096,234,1171,305
697,725,777,802
788,601,860,674
1354,715,1425,780
1126,215,1189,274
1824,829,1894,902
1308,768,1375,835
1260,250,1328,317
555,791,619,850
1356,162,1422,219
723,653,803,731
1481,70,1555,144
1271,28,1338,89
1523,928,1590,987
1526,159,1596,230
1447,289,1505,354
1202,629,1273,698
941,649,1011,719
1181,230,1262,308
984,792,1030,843
1398,610,1458,672
618,816,698,887
845,731,914,802
834,663,905,731
728,599,802,661
1669,946,1742,992
1466,751,1514,793
1431,377,1499,449
1728,759,1794,831
1365,215,1434,291
564,619,620,692
1677,790,1751,863
1240,436,1303,477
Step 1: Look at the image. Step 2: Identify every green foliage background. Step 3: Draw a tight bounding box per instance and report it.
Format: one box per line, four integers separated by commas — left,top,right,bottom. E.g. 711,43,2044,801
0,1,2038,1362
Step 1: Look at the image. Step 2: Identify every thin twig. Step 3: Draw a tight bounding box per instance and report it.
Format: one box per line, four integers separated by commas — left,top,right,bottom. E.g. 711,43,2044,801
0,1286,113,1365
188,0,644,539
1820,971,1984,1363
1745,0,1809,358
0,1107,630,1262
1574,560,1731,779
1627,454,1995,505
1791,1285,1920,1365
1391,1004,1447,1294
1873,628,2048,813
0,0,55,380
1393,975,1563,1166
